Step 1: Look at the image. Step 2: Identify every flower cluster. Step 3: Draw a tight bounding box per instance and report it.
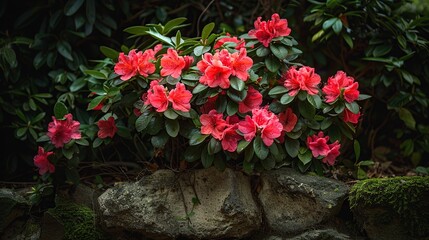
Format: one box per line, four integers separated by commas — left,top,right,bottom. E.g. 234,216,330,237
34,13,368,177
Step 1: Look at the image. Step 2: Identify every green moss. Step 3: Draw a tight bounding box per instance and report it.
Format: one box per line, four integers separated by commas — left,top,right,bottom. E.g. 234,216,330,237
349,176,429,237
48,198,106,240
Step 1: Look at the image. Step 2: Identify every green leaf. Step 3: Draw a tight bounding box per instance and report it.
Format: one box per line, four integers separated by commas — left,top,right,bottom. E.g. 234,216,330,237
398,108,416,130
84,70,107,79
69,78,86,92
230,77,245,91
298,148,312,165
165,119,179,137
86,0,96,25
227,89,247,103
320,118,333,130
253,135,269,160
93,138,103,148
201,148,214,168
164,109,179,119
124,26,149,35
261,157,276,170
270,44,288,59
184,146,202,162
16,127,27,138
76,138,89,146
354,140,360,162
280,93,294,105
345,101,359,114
201,22,215,40
87,95,105,110
237,140,251,153
208,138,221,155
265,56,281,73
322,18,337,30
372,44,392,57
192,83,208,94
332,19,343,34
312,29,325,42
151,132,169,148
146,28,173,46
307,94,322,109
164,17,187,33
357,94,371,101
57,41,73,61
182,73,200,81
31,112,46,124
298,100,315,119
135,113,153,132
54,102,68,119
100,46,119,59
269,86,288,96
226,101,238,116
193,45,210,56
342,33,353,48
189,132,209,145
256,46,270,57
64,0,84,16
285,139,299,158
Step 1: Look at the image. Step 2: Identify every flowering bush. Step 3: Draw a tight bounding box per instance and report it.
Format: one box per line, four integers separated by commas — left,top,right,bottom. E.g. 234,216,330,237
34,13,369,180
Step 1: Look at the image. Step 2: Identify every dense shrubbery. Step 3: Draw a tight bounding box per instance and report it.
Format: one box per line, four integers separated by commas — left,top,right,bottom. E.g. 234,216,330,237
1,0,428,185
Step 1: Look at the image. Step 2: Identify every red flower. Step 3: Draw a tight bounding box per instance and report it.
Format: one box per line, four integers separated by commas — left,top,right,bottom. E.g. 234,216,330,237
283,66,321,96
231,48,253,81
238,107,282,146
248,13,291,47
160,48,187,78
322,71,359,103
168,83,192,112
183,56,194,71
239,86,263,113
200,110,228,140
47,113,81,148
221,122,241,152
306,131,330,158
198,50,233,89
278,108,298,132
97,116,118,139
34,146,55,175
146,81,169,112
343,108,361,124
136,44,162,78
214,35,245,50
323,141,341,166
114,50,138,81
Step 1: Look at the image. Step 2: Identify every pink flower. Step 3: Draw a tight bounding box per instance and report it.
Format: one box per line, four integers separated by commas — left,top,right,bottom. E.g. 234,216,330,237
200,95,219,114
160,48,187,78
323,141,341,166
343,108,361,124
47,113,81,148
214,35,245,50
248,13,291,47
230,48,253,81
283,66,321,96
146,81,169,112
198,50,233,89
168,83,192,112
238,107,282,146
221,125,241,152
322,71,359,103
239,86,263,113
200,110,228,140
97,116,118,139
114,50,138,80
34,147,55,175
278,108,298,132
306,131,330,158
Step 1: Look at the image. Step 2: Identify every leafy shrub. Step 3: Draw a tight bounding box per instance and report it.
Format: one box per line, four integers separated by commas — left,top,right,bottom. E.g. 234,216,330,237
31,13,368,189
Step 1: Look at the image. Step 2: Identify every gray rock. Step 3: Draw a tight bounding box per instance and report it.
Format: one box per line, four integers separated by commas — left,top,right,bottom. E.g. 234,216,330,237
98,167,261,239
258,168,349,235
255,229,352,240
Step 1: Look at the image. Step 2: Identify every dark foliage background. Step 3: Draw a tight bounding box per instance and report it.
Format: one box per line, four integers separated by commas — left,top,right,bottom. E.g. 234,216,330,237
1,0,428,181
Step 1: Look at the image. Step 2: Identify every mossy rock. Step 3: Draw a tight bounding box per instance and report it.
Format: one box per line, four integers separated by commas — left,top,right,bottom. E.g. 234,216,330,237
349,176,429,239
47,197,107,240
